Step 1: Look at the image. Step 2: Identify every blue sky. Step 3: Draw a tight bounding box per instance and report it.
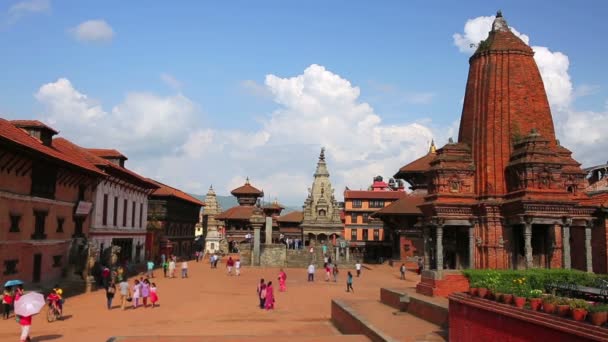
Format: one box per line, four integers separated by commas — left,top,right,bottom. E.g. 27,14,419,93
1,1,607,204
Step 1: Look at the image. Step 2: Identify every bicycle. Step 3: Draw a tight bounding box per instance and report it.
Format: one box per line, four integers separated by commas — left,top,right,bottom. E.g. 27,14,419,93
46,300,62,322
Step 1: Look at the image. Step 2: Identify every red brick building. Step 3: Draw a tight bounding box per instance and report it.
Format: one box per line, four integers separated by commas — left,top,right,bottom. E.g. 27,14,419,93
343,176,405,262
378,13,608,296
0,119,102,285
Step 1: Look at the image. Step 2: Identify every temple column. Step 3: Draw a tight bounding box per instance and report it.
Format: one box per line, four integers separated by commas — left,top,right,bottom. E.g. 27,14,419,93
346,246,350,262
562,219,571,269
585,222,593,273
253,226,261,266
265,217,273,244
423,225,430,271
436,223,444,271
469,224,476,269
524,220,533,269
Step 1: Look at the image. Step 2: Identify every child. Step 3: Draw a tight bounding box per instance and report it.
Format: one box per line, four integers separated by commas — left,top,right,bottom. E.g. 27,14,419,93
150,283,158,308
235,259,241,276
132,280,141,309
181,260,188,278
346,271,354,293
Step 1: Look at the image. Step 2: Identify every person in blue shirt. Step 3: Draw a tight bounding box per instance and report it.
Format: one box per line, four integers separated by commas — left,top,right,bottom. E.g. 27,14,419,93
346,271,354,293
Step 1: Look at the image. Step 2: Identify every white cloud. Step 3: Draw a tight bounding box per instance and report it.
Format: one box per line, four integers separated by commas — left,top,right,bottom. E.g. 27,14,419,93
241,79,272,98
453,15,608,168
70,19,114,43
160,73,182,89
4,0,49,24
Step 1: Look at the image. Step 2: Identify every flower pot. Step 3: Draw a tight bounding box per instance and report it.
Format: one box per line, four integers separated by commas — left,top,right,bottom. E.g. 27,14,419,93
502,294,514,305
530,298,542,311
588,311,607,326
469,288,478,296
514,296,526,309
571,308,588,322
494,292,503,302
478,288,488,298
556,304,570,317
543,302,556,314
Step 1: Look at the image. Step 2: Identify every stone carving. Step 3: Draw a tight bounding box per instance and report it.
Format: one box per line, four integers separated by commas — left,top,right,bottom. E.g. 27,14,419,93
110,245,121,267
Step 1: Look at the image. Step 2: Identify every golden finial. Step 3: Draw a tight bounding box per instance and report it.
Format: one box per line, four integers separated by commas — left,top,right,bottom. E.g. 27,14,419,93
429,139,437,154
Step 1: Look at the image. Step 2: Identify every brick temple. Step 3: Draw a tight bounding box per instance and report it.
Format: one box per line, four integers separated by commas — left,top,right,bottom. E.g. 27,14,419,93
378,12,608,296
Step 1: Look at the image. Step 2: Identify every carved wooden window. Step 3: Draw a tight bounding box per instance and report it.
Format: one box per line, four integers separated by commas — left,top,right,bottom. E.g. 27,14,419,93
449,179,460,193
362,229,369,241
132,201,136,227
139,203,143,227
352,200,362,208
102,194,108,226
123,199,128,227
350,229,357,241
52,255,62,267
31,162,57,199
113,196,118,226
369,200,384,208
362,213,370,223
373,229,380,240
3,259,18,275
9,214,21,232
350,213,358,224
56,217,64,233
32,210,48,240
73,216,84,238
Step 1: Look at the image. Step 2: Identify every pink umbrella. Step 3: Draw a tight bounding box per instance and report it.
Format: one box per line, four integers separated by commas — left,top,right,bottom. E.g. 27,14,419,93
14,292,46,317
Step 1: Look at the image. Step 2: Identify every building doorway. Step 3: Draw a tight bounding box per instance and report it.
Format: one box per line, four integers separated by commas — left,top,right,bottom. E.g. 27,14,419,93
112,238,133,263
32,254,42,283
443,226,469,269
511,224,551,269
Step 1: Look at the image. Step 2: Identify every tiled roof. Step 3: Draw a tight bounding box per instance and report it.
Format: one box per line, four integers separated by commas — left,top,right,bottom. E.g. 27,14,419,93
11,120,59,134
277,211,303,223
216,206,256,220
86,148,128,160
147,179,205,207
372,195,425,216
231,182,263,196
53,138,157,190
395,152,436,177
0,119,102,175
344,190,406,200
263,202,285,209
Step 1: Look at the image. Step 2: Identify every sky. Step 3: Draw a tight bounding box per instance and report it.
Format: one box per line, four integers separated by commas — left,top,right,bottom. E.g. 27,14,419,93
1,1,607,205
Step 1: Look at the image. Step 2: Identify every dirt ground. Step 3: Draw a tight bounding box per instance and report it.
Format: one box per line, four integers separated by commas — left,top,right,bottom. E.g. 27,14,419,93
0,262,420,341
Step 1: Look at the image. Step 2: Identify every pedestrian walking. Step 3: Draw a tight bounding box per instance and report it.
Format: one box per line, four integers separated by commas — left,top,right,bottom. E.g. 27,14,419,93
141,279,150,308
322,243,328,255
132,279,141,309
213,254,220,268
105,281,116,310
307,263,315,282
265,281,275,310
146,260,155,278
355,261,362,277
169,259,176,278
102,266,110,288
278,269,287,292
210,254,214,268
417,257,424,275
257,279,266,309
400,263,406,280
181,260,189,278
16,313,32,342
235,259,241,276
118,278,130,310
325,264,331,282
332,264,339,282
150,283,159,308
2,287,13,319
346,271,354,293
163,260,168,278
226,257,234,275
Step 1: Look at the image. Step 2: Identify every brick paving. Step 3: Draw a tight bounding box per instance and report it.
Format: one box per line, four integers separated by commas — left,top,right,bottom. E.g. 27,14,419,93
0,262,423,341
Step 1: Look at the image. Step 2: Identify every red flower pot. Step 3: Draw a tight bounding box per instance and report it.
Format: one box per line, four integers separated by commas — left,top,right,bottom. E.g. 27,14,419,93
494,293,503,302
514,296,526,309
572,308,588,322
469,288,478,296
502,294,514,305
556,305,570,317
588,311,607,326
530,298,542,311
543,302,556,314
478,288,488,298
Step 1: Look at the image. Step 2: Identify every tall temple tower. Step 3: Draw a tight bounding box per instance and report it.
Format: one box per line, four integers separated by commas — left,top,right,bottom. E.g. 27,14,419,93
202,185,223,254
301,148,343,245
396,13,597,288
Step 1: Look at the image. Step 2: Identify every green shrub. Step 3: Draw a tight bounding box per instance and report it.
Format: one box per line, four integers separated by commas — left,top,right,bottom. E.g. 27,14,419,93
569,299,590,310
588,304,608,313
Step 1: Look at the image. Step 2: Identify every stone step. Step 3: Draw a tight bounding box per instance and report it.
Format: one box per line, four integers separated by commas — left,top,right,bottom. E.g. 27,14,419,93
332,298,447,342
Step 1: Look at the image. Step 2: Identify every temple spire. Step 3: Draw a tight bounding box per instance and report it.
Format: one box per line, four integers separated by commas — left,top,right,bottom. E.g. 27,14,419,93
429,139,436,154
314,147,329,177
492,10,509,32
319,147,326,161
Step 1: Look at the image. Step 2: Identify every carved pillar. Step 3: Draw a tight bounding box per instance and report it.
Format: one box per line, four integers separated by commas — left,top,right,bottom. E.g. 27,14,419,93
423,225,430,271
585,222,593,273
253,226,261,266
524,219,533,269
562,219,571,270
469,223,476,269
346,246,350,262
436,222,444,271
265,217,273,244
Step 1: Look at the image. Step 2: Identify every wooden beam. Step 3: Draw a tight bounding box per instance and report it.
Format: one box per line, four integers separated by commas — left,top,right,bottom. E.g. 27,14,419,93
0,154,18,171
5,155,24,173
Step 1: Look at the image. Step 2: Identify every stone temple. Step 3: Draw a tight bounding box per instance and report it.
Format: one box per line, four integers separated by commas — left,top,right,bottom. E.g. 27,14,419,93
384,12,606,296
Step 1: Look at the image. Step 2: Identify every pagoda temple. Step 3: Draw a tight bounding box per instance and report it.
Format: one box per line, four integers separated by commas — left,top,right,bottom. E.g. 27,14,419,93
387,12,603,296
301,148,343,246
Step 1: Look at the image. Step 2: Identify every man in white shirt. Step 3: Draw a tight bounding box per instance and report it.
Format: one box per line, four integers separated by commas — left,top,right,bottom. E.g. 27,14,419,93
307,263,315,282
355,261,362,277
235,259,241,276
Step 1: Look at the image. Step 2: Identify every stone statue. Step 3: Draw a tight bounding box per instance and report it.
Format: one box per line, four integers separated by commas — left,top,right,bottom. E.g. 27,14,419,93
110,245,121,267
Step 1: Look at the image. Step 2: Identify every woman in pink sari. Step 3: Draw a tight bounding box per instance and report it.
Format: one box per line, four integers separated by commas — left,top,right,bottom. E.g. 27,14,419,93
278,269,287,292
264,281,275,310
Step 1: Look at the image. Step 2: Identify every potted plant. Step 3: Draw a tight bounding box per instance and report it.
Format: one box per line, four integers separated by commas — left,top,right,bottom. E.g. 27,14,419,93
542,295,557,314
529,289,543,311
569,299,589,322
469,279,479,296
485,271,500,300
556,297,571,317
512,277,528,309
588,304,608,326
